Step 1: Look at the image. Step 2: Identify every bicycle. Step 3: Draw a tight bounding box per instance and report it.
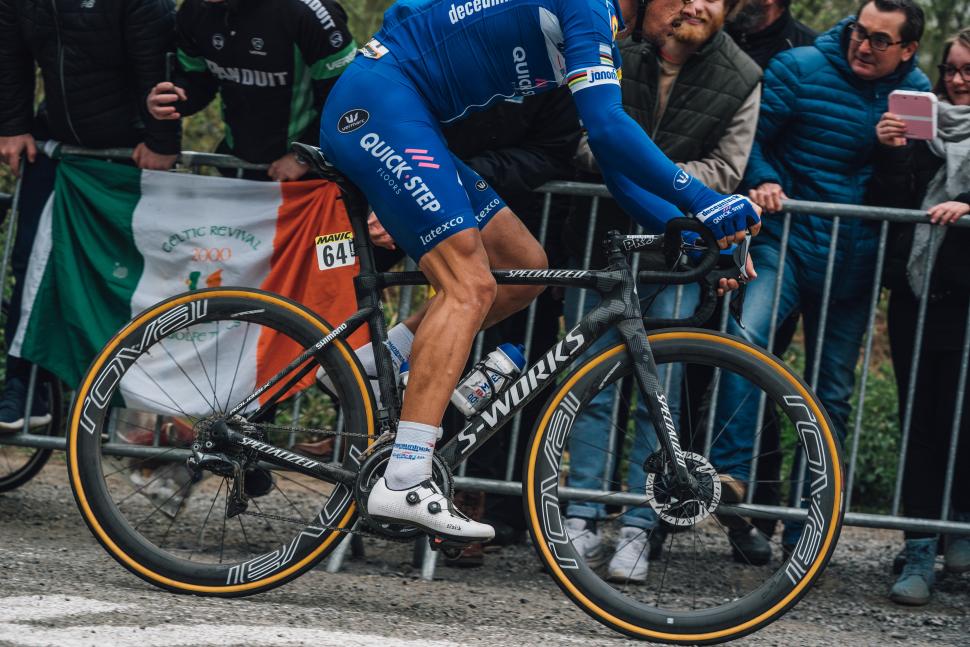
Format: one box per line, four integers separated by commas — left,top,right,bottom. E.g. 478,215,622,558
66,143,844,644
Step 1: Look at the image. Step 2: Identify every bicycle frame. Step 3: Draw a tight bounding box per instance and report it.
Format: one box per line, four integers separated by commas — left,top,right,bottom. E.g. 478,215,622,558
217,182,721,491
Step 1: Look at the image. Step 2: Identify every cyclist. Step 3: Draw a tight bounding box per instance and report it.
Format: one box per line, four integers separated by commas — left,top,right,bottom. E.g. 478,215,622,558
318,0,763,543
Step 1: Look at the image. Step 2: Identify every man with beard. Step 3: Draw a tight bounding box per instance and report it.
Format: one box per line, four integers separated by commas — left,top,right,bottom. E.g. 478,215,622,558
561,0,764,580
727,0,816,69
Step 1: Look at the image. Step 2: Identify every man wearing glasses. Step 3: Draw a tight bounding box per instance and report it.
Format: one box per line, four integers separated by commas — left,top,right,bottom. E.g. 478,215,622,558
709,0,929,563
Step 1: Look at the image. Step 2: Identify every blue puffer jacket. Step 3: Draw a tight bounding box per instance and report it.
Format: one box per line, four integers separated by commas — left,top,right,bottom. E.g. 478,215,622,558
744,17,930,298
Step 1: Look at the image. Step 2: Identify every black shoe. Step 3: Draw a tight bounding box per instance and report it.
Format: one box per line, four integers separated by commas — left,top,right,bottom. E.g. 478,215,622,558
0,377,50,433
729,527,771,566
482,518,525,547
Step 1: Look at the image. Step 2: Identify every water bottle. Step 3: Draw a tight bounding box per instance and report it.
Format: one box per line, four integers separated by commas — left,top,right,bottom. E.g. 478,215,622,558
450,343,526,417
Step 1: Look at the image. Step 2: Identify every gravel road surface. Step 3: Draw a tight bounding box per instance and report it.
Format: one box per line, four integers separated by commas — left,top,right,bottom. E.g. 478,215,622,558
1,462,967,646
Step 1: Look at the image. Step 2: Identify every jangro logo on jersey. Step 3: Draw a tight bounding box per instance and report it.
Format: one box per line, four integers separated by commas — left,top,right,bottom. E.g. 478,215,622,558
566,65,619,93
359,133,441,212
338,109,369,133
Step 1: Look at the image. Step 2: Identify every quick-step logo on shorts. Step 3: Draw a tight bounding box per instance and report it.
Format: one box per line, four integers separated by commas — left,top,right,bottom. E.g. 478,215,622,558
360,133,441,212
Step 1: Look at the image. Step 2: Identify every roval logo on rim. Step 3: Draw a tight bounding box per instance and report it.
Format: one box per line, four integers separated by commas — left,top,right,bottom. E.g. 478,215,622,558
338,109,369,134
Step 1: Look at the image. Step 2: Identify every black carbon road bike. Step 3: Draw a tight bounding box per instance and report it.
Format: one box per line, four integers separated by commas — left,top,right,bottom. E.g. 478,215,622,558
67,144,844,644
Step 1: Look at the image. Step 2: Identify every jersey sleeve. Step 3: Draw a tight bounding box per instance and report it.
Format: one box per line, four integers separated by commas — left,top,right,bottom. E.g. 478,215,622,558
557,0,622,94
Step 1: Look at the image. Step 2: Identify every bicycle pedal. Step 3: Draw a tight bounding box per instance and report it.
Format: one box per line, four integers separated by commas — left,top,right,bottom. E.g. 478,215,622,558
428,535,473,557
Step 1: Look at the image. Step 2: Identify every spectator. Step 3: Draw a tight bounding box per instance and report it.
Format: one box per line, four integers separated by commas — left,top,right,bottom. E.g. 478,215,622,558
711,0,930,562
727,0,816,69
868,26,970,606
560,0,762,581
0,0,179,432
365,88,583,567
146,0,355,181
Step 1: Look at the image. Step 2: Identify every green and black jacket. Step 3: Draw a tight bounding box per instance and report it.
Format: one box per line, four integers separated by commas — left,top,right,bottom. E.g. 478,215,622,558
175,0,356,164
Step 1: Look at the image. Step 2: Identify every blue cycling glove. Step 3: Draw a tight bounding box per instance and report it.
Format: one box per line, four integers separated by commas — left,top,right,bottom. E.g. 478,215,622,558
693,194,762,242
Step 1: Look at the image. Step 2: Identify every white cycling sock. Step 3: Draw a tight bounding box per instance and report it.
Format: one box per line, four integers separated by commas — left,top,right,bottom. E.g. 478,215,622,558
383,420,440,490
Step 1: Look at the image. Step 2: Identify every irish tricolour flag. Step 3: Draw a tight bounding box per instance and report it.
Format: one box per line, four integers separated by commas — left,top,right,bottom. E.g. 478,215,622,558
12,157,365,413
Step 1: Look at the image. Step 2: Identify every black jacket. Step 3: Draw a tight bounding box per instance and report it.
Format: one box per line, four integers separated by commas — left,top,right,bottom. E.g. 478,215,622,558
0,0,179,153
868,141,970,294
727,10,816,70
173,0,355,164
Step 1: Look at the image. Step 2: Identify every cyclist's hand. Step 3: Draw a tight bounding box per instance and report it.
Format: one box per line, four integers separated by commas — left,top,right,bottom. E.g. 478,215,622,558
368,211,396,249
132,143,177,170
748,183,787,214
147,82,187,120
0,133,37,176
696,194,763,250
717,253,757,297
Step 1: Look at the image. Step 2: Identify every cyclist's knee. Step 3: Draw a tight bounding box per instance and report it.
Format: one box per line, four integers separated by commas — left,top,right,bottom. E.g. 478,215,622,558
445,267,497,317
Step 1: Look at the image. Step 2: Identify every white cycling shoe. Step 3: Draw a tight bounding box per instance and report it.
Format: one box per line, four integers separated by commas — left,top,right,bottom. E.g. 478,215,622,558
367,477,495,543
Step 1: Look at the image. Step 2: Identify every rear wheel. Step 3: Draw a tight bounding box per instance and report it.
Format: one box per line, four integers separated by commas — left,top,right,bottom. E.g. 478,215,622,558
525,329,844,643
68,288,374,596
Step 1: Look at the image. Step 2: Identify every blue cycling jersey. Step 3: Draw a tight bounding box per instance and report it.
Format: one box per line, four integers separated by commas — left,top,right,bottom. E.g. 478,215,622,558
372,0,625,123
319,0,756,262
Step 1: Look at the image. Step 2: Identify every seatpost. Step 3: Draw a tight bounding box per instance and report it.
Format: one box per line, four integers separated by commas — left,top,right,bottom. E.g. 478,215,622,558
339,181,401,428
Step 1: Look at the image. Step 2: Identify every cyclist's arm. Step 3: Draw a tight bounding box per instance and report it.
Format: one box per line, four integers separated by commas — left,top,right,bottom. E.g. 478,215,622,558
571,82,722,218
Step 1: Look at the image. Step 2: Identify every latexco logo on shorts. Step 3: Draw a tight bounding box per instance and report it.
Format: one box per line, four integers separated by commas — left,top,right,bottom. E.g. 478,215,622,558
359,133,441,212
338,109,369,133
420,217,465,247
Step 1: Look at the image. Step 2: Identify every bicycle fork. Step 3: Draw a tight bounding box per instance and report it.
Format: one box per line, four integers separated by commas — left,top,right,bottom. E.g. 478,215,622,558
617,317,694,489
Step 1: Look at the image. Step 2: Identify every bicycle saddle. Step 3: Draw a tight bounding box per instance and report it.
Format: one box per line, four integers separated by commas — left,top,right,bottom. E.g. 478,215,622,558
291,142,343,181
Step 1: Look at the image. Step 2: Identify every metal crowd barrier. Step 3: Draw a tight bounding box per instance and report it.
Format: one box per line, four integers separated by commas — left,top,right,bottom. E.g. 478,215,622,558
1,147,968,582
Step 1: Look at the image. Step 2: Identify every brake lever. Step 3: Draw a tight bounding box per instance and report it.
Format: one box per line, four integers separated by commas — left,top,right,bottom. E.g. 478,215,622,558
727,233,752,329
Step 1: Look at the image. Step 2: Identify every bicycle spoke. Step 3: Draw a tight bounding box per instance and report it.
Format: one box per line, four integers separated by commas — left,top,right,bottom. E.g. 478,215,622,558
223,322,252,414
190,478,226,562
131,359,201,423
158,339,219,414
189,332,219,415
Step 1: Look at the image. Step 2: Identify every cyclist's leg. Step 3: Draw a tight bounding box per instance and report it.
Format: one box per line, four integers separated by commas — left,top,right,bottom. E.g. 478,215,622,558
463,160,548,326
391,158,548,333
320,61,495,540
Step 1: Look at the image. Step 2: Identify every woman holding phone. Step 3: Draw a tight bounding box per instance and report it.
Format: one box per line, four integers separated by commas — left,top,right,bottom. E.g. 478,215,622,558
869,27,970,606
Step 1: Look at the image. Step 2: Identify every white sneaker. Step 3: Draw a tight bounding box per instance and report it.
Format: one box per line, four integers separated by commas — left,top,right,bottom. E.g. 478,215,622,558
565,518,607,569
366,478,494,542
607,526,649,583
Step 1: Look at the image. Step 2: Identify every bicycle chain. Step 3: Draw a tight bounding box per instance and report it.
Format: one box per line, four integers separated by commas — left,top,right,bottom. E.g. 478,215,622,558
240,507,416,543
248,422,376,439
238,426,414,542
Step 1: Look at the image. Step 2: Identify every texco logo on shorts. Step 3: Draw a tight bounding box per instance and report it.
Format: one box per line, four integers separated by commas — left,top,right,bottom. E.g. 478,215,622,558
360,133,441,212
420,217,464,246
673,169,691,191
338,109,369,134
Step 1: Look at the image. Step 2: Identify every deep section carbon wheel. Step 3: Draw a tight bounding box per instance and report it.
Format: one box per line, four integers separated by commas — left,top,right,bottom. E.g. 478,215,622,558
525,329,844,644
68,288,374,595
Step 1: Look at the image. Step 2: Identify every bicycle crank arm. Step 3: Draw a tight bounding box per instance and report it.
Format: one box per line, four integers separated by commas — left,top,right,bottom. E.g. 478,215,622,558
213,421,357,485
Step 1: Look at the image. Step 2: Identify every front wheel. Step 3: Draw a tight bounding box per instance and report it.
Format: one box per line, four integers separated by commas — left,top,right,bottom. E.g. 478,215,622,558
525,329,844,644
